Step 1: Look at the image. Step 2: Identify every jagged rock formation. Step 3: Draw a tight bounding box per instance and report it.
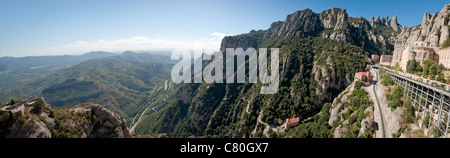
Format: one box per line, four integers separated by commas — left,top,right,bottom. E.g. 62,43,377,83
134,7,398,138
390,15,399,32
0,98,131,138
223,8,401,55
263,8,350,39
396,4,450,47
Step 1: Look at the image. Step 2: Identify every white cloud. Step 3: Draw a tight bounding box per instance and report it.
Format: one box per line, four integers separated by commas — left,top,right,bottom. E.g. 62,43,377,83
33,32,231,56
201,32,231,54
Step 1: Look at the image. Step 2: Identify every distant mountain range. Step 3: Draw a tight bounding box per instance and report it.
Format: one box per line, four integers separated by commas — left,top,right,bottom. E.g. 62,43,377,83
0,51,174,124
0,51,116,92
1,4,449,138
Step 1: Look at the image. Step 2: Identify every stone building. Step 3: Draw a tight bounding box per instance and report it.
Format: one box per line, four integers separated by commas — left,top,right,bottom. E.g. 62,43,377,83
371,54,380,64
391,41,439,71
437,47,450,68
380,55,392,66
355,72,373,82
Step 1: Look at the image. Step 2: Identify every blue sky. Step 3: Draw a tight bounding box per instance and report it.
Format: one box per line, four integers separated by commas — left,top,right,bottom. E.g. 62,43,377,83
0,0,448,57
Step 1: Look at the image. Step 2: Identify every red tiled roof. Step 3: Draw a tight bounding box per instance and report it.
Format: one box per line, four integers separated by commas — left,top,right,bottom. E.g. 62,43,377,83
356,72,373,76
356,72,367,76
286,117,300,124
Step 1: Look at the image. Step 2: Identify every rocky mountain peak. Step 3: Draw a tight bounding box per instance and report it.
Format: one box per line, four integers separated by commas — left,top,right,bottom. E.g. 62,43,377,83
222,7,401,55
382,15,389,25
397,3,450,47
440,4,450,14
320,8,349,31
278,8,322,36
375,16,380,22
390,15,399,31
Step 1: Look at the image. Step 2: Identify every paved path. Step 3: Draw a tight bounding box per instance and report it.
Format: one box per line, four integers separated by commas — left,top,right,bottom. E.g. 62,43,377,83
371,68,386,138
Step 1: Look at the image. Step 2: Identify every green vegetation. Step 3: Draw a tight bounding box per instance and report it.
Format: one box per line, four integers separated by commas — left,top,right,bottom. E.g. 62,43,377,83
38,53,173,123
442,36,450,48
380,69,394,86
340,84,374,138
0,112,11,136
0,52,116,104
406,59,422,74
287,80,374,138
423,113,430,128
0,52,173,125
30,99,46,115
8,99,18,105
386,86,403,109
385,85,419,137
2,6,404,138
355,80,364,89
407,59,446,82
51,106,92,138
259,37,367,126
136,36,369,137
404,100,416,124
285,103,332,138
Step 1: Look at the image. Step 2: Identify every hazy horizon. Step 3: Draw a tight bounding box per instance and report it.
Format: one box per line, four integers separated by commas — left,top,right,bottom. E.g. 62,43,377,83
0,0,448,57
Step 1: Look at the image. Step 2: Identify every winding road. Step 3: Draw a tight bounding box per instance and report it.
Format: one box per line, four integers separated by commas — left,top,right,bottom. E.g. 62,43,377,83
129,84,159,134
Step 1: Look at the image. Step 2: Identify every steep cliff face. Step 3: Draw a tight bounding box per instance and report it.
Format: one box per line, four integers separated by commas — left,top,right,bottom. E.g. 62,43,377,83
312,56,352,100
396,4,450,46
220,30,265,53
223,8,400,55
137,7,399,137
390,15,400,32
0,98,131,138
145,37,368,138
264,9,323,38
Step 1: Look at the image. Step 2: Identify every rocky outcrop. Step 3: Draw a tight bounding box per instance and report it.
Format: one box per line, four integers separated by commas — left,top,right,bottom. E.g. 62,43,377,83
396,4,450,46
267,9,322,38
262,8,351,41
69,104,131,138
6,119,51,138
328,81,375,138
369,16,375,28
312,56,351,100
221,7,401,55
390,15,399,31
329,82,355,127
358,107,374,137
156,7,400,138
0,98,131,138
382,15,389,26
220,34,261,53
320,8,349,31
